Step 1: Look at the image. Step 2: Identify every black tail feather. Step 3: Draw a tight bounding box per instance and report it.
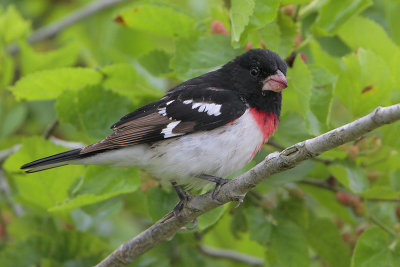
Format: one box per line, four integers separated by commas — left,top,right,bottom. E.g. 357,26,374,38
21,149,83,172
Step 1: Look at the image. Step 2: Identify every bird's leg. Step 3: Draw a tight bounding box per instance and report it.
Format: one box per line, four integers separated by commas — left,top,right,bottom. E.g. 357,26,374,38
171,181,189,217
196,174,229,205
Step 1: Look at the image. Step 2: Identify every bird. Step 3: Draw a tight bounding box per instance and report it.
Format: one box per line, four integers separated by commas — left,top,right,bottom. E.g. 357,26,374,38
21,48,288,212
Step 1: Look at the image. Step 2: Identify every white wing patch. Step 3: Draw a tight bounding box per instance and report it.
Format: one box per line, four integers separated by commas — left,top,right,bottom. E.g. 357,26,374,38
166,100,174,105
161,121,184,138
158,107,167,116
190,102,222,116
183,100,193,104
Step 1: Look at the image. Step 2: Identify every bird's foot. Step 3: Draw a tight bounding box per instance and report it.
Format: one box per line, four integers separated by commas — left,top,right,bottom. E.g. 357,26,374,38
197,174,229,205
171,181,190,218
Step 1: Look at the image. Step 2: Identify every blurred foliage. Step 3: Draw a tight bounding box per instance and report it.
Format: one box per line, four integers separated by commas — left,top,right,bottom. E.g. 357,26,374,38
0,0,400,266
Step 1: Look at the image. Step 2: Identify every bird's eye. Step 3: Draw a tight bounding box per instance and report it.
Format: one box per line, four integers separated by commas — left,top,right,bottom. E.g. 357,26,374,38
250,67,260,77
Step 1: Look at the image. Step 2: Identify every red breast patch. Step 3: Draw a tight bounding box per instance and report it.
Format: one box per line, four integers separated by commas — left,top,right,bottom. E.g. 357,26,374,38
248,108,279,161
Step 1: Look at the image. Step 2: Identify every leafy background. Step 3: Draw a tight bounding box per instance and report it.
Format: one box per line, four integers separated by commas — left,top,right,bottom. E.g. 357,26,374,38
1,0,400,266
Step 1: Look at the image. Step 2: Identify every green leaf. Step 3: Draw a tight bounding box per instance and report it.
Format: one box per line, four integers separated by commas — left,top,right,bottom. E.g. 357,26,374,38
0,103,27,139
307,86,333,135
276,198,309,229
230,0,255,42
248,0,279,29
146,186,177,221
276,14,298,57
328,163,369,193
312,0,372,35
56,86,133,140
19,41,79,75
268,222,310,267
197,205,228,231
0,231,108,266
351,227,399,267
301,184,354,224
259,22,281,52
274,111,313,146
10,67,102,100
49,166,140,212
118,5,197,38
139,50,172,76
101,63,163,103
0,51,14,89
171,35,240,80
282,57,312,117
305,218,351,267
337,15,400,85
245,206,272,244
334,49,392,116
0,5,30,43
3,137,85,209
281,0,311,4
360,186,400,200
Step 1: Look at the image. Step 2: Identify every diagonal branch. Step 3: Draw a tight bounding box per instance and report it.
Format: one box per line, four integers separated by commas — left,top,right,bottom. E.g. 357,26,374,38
7,0,126,54
96,104,400,267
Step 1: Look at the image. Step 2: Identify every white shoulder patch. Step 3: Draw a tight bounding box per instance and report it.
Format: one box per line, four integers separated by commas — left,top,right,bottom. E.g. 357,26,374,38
191,102,222,116
161,121,184,138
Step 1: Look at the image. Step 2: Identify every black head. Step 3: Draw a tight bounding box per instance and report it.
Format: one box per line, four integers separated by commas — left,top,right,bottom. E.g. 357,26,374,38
220,49,288,116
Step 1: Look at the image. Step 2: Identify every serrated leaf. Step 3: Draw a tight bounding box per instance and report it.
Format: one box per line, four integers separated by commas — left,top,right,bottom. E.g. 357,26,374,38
49,166,140,212
259,22,281,52
305,218,351,267
10,67,102,100
171,35,240,80
337,15,400,85
3,137,85,209
56,86,133,140
277,13,298,57
351,227,399,267
0,5,30,43
334,49,392,117
230,0,255,42
312,0,372,35
117,5,197,38
248,0,279,29
245,206,272,244
268,222,310,267
282,57,312,117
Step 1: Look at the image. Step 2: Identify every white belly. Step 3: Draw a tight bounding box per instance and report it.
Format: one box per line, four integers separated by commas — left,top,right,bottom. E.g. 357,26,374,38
78,110,265,188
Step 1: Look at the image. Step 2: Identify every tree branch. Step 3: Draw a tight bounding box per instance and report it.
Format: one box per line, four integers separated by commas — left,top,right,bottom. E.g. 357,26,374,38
96,104,400,267
7,0,126,54
198,245,264,266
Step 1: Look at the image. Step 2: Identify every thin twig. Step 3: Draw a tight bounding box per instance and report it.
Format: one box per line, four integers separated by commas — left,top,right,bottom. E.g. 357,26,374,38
0,169,24,217
198,245,264,266
7,0,126,54
300,179,338,192
96,104,400,266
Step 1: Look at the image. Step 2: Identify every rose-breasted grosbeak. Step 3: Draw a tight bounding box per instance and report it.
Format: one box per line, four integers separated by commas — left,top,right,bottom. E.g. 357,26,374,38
21,49,288,208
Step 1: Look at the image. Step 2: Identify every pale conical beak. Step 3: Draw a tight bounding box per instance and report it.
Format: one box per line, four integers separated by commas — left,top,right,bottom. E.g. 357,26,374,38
262,70,288,92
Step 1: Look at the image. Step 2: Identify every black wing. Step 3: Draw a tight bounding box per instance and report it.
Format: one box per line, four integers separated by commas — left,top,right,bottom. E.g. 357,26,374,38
80,87,246,154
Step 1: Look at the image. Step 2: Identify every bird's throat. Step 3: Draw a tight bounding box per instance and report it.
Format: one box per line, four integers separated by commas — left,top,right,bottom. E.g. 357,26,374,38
249,107,279,143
